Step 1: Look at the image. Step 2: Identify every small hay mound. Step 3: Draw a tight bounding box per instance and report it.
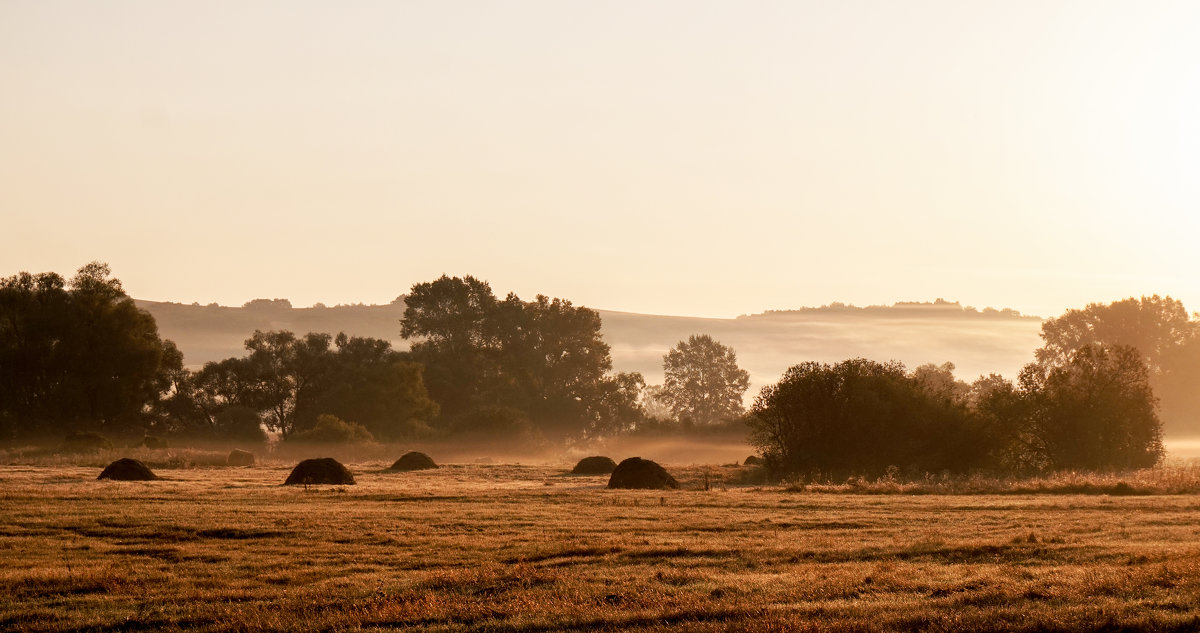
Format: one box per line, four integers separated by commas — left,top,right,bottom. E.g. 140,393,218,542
141,435,168,449
284,458,355,485
227,449,256,467
98,458,157,481
607,457,679,490
572,456,617,475
389,451,438,471
743,455,764,466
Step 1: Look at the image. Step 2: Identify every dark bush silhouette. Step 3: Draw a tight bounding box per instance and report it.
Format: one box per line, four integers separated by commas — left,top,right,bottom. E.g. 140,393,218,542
287,414,374,444
389,451,438,471
749,359,982,477
283,458,355,485
572,456,617,474
743,455,764,466
62,432,113,452
98,458,157,481
141,435,168,449
227,449,256,467
608,457,679,490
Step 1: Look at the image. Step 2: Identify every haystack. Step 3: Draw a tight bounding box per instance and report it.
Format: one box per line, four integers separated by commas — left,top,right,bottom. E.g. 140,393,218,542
227,449,256,467
743,455,764,466
98,458,157,481
389,451,438,471
572,456,617,475
284,458,355,485
607,457,679,490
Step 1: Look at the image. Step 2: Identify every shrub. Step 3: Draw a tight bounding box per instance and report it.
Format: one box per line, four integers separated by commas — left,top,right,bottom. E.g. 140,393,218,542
287,414,374,444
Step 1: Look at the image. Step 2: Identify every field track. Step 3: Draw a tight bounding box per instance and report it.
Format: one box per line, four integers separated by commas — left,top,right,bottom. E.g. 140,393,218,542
3,462,1200,632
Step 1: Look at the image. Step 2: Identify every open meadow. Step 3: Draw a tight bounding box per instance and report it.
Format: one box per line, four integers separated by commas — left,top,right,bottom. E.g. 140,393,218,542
3,454,1200,632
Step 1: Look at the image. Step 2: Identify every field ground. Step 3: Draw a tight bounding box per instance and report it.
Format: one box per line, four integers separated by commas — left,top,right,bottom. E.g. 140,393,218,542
3,458,1200,632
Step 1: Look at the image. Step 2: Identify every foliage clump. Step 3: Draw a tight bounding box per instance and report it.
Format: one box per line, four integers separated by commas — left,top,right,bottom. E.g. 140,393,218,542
661,334,750,426
401,275,643,440
287,414,374,444
0,263,181,441
749,346,1163,478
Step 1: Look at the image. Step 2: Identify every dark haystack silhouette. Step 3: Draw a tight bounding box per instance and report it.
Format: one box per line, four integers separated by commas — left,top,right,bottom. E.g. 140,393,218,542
141,435,168,449
284,458,355,485
572,456,617,475
607,457,679,490
227,449,256,467
63,432,112,452
743,455,764,466
97,458,157,481
389,451,438,471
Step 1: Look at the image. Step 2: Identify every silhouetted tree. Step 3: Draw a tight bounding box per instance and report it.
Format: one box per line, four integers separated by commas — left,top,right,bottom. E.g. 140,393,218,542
1018,344,1162,471
747,359,979,477
400,275,641,439
186,331,436,441
0,263,179,438
401,275,501,414
300,333,438,440
1037,295,1200,435
1037,295,1195,370
661,335,750,426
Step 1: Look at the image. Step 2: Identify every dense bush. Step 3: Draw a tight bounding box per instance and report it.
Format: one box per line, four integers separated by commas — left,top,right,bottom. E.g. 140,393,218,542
286,414,374,444
748,359,984,478
750,346,1162,478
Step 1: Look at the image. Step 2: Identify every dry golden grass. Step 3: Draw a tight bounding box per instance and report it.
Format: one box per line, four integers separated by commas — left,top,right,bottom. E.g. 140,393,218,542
2,458,1200,632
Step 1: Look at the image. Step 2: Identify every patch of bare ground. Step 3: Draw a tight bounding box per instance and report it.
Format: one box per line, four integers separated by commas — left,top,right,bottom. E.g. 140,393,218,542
2,462,1200,632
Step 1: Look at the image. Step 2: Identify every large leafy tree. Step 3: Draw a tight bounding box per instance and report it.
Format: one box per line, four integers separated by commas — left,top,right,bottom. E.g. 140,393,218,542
1018,344,1162,471
187,331,437,440
401,275,501,414
1037,295,1196,370
1036,295,1200,435
661,334,750,426
301,333,438,441
0,262,179,438
400,275,642,439
748,359,981,477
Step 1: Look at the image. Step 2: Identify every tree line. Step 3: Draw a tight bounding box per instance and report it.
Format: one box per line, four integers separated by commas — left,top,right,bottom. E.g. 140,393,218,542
1,264,1195,479
750,295,1200,477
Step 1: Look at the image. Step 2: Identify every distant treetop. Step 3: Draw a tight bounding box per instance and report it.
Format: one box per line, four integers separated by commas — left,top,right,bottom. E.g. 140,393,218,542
242,298,293,310
739,299,1037,320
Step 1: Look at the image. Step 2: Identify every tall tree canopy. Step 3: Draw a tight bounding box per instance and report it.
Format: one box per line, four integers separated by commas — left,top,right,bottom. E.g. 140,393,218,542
748,359,982,477
1037,295,1200,435
661,334,750,426
1018,344,1162,471
0,263,179,438
400,275,641,439
1037,295,1196,371
184,331,436,440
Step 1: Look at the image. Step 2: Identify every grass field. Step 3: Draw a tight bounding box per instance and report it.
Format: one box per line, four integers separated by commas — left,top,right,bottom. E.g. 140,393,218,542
3,456,1200,632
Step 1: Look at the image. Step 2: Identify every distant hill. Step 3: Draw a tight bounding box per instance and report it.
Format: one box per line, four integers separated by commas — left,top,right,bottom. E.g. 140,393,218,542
138,298,1044,391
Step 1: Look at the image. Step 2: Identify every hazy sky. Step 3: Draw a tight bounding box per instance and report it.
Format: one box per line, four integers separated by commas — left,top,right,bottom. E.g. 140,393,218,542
2,1,1198,318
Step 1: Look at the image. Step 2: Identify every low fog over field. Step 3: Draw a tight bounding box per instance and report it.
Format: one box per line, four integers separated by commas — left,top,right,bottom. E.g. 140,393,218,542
137,298,1043,394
